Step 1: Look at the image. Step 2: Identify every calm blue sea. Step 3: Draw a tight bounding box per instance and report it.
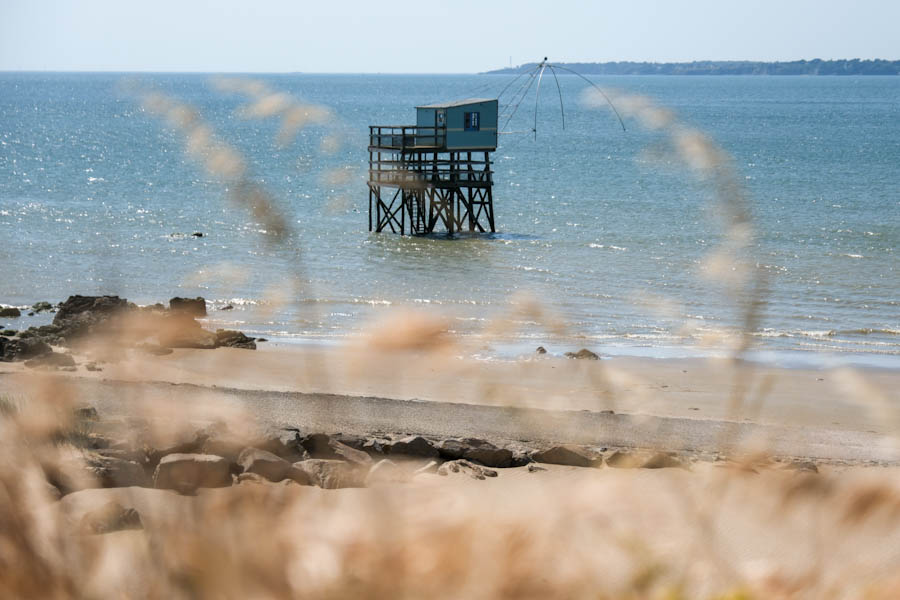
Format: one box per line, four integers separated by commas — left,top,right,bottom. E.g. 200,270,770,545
1,73,898,366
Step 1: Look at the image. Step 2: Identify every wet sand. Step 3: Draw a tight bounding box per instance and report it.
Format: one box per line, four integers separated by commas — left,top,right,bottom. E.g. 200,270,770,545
2,342,898,463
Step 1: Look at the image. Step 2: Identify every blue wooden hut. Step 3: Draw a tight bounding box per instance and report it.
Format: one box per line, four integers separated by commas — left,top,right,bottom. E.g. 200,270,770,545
368,98,498,235
415,98,498,151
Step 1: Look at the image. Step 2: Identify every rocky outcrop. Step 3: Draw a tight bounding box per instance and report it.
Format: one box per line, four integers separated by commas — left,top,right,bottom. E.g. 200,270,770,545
215,329,256,350
3,295,133,350
55,295,126,321
32,301,53,313
0,336,51,362
0,307,21,318
169,297,207,317
1,293,259,360
153,453,232,493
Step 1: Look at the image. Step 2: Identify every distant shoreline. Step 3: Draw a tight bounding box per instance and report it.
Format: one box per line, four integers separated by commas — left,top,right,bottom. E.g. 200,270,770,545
483,59,900,76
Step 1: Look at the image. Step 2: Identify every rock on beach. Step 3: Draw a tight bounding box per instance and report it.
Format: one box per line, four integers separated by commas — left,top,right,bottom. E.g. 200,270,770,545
532,445,600,468
388,435,439,458
215,329,256,350
436,438,513,468
237,447,293,482
1,294,259,360
153,453,232,493
1,336,52,362
169,296,207,317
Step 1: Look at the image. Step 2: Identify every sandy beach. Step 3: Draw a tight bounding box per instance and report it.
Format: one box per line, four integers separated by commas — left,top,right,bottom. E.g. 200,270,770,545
3,342,898,464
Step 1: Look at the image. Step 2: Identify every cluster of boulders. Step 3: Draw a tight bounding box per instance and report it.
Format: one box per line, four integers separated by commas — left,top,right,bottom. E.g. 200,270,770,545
0,301,53,318
0,295,259,367
37,408,824,537
43,407,698,504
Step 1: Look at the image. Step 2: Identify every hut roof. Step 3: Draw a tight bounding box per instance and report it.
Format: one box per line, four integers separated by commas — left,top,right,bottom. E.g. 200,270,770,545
416,98,496,109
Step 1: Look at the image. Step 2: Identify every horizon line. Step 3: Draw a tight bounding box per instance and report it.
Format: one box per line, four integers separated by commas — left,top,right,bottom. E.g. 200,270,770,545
3,58,900,76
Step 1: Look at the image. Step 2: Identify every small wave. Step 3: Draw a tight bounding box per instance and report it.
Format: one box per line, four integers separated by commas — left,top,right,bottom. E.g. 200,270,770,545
794,341,900,356
204,298,264,309
588,243,627,251
753,327,900,339
842,254,864,259
838,328,900,337
294,298,393,306
753,329,836,339
513,265,553,274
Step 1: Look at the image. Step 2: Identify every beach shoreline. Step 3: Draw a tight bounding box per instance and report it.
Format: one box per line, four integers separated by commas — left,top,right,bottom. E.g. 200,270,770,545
3,341,898,465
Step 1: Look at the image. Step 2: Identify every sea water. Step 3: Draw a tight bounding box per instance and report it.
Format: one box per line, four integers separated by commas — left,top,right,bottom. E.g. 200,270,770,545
1,73,897,366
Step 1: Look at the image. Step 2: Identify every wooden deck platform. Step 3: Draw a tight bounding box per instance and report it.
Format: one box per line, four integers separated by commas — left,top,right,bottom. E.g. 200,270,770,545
368,125,495,235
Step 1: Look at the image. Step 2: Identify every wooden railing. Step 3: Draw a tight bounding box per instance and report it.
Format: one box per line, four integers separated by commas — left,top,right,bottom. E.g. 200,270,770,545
369,125,445,150
368,156,492,187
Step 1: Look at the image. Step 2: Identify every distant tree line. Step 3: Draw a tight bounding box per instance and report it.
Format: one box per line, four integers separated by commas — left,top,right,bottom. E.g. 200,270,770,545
484,59,900,76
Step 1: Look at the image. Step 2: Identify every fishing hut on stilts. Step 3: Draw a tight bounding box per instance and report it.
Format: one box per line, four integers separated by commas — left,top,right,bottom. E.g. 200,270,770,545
368,99,498,235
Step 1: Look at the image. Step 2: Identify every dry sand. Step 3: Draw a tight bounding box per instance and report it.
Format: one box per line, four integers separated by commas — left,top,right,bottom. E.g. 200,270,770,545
2,342,898,463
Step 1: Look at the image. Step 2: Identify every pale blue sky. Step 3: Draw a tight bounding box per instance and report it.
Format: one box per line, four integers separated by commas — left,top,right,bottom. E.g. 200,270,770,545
2,0,897,72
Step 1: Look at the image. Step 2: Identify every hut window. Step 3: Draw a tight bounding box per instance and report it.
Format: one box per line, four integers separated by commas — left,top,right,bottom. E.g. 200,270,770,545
464,111,480,131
